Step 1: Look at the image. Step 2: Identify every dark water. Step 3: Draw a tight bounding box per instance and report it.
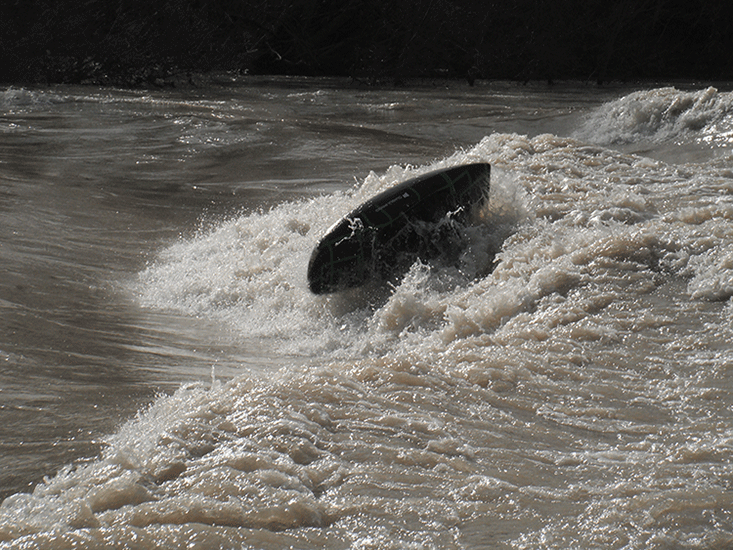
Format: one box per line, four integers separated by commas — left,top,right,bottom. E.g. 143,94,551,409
1,79,733,548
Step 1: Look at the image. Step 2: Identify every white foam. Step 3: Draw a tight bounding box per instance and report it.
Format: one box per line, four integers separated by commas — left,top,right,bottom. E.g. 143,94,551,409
574,86,733,147
0,87,54,109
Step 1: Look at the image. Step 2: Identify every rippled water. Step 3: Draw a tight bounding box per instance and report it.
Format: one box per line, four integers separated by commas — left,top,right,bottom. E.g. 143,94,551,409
1,78,733,548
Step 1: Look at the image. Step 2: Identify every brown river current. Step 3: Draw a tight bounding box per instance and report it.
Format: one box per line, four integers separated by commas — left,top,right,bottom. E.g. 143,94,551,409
1,79,733,548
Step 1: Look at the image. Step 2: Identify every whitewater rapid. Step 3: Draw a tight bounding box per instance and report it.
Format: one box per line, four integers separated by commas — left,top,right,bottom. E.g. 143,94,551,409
2,83,733,549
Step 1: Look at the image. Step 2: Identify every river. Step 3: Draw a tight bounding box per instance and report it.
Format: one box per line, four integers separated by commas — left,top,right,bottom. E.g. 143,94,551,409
1,77,732,548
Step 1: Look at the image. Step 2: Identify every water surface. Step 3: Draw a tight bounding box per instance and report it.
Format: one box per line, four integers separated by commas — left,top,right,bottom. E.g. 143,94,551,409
1,79,733,548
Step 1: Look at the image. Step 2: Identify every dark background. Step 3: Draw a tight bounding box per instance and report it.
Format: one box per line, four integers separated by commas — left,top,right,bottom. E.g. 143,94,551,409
2,0,732,86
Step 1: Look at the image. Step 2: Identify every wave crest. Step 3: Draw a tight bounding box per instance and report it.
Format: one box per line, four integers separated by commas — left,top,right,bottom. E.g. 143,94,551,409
575,87,733,146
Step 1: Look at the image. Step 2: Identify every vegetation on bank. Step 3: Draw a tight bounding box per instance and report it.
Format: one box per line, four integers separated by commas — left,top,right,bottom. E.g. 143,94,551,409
2,0,732,87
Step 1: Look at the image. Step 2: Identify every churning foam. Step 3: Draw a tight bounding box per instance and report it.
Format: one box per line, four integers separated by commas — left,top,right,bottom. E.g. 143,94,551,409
137,128,733,367
136,154,529,360
574,86,733,147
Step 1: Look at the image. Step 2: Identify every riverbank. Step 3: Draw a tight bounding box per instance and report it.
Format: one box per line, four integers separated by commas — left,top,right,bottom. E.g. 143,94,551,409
2,1,732,87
